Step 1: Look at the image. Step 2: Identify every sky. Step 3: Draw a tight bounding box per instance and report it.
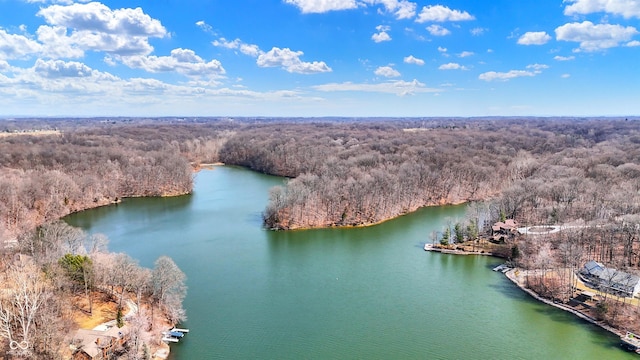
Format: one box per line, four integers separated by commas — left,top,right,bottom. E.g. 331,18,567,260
0,0,639,117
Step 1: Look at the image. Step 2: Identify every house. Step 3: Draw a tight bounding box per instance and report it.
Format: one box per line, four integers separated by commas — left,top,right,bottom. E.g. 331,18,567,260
70,325,129,360
580,261,640,298
491,219,518,243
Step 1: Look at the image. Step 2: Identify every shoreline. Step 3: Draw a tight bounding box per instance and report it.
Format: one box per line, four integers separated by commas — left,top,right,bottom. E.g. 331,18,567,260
503,268,626,339
423,245,628,350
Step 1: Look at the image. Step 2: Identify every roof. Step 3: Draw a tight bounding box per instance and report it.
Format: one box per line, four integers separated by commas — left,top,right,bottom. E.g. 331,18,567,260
599,268,640,288
583,260,604,276
71,325,129,359
492,219,518,232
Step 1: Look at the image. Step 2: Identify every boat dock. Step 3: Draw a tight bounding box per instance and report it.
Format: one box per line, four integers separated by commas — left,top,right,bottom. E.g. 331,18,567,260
621,332,640,353
161,327,189,343
493,264,511,273
171,327,190,333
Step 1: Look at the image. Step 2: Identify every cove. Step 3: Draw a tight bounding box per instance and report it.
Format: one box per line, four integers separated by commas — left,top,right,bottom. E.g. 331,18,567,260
64,166,634,359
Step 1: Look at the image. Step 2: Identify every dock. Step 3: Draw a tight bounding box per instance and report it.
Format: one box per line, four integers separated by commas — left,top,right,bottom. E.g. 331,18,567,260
171,327,190,333
161,327,190,344
493,264,511,273
161,336,179,343
621,332,640,353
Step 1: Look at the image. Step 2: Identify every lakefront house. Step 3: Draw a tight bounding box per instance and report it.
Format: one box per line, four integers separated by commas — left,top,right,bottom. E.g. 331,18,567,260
580,260,640,298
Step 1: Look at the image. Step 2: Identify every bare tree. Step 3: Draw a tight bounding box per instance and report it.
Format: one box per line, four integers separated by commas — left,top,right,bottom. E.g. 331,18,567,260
151,256,187,325
0,261,47,357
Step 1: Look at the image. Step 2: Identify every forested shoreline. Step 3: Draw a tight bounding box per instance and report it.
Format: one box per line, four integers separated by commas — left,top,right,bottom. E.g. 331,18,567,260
3,116,640,357
3,117,639,236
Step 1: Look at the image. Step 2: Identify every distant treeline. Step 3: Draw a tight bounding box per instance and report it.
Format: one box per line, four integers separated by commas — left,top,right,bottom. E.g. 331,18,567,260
1,117,639,235
217,119,640,230
0,121,230,238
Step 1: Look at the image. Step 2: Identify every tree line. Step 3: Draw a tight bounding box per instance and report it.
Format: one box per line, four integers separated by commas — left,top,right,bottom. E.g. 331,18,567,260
3,116,640,349
0,220,186,358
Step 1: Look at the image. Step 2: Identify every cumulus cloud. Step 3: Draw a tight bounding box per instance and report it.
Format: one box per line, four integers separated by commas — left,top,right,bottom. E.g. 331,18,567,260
416,5,474,23
426,24,451,36
283,0,358,13
285,0,417,19
526,63,549,72
438,62,467,70
372,25,392,42
627,40,640,47
478,70,535,82
37,2,167,37
403,55,424,65
564,0,640,19
517,31,551,45
313,79,439,96
119,48,226,77
458,51,474,57
34,58,99,78
31,2,167,57
213,37,262,57
0,29,42,59
212,37,240,49
374,65,400,77
257,47,332,74
555,21,638,52
554,55,575,61
363,0,417,19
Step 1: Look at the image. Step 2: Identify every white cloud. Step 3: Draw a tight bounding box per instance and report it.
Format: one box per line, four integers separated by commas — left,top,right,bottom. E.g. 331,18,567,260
471,27,486,36
283,0,358,13
285,0,417,18
32,2,167,57
526,63,549,73
403,55,424,65
363,0,417,19
554,55,576,61
458,51,474,57
555,21,638,52
37,2,167,37
564,0,640,19
257,47,332,74
517,31,551,45
34,58,103,78
119,48,226,78
426,24,451,36
627,40,640,47
195,20,214,34
212,38,240,49
0,29,42,59
372,25,392,42
416,5,474,23
313,79,439,96
240,43,261,57
561,73,571,78
438,62,467,70
437,46,447,52
478,70,535,82
374,65,400,77
213,37,262,57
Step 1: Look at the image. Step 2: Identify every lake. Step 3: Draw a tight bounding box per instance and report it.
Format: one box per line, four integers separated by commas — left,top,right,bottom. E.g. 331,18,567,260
65,166,634,359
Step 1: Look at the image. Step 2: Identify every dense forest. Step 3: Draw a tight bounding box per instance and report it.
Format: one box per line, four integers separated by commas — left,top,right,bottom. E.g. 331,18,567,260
0,120,230,239
2,116,640,356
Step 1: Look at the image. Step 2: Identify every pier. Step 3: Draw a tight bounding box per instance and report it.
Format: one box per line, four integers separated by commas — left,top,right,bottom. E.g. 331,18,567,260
162,328,189,344
621,332,640,353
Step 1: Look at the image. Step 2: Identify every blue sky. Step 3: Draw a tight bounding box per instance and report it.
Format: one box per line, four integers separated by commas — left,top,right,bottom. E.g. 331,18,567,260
0,0,639,117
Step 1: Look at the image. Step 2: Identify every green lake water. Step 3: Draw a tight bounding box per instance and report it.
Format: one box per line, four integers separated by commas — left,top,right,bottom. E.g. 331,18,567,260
64,166,635,359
